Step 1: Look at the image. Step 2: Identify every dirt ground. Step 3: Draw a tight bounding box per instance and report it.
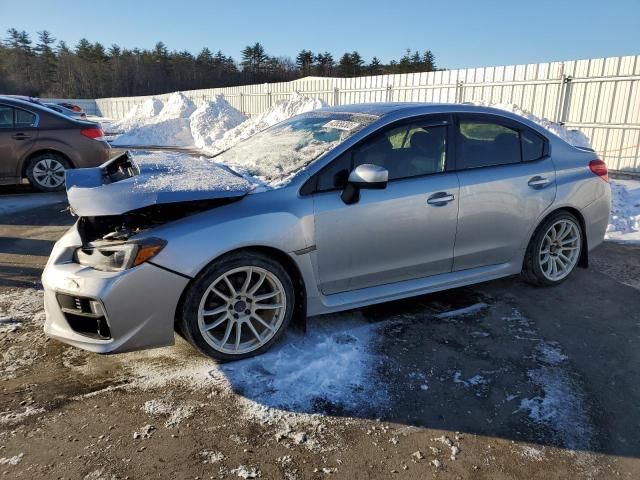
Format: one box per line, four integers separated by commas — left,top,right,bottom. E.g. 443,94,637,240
0,196,639,479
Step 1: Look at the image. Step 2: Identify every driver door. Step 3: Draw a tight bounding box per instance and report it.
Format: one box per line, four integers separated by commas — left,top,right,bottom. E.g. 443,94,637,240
309,116,460,295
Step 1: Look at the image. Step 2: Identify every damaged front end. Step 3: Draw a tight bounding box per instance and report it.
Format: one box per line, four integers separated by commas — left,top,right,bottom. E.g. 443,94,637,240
67,151,250,265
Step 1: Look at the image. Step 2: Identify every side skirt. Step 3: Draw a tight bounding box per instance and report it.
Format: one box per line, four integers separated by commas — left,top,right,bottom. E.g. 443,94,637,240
307,262,520,316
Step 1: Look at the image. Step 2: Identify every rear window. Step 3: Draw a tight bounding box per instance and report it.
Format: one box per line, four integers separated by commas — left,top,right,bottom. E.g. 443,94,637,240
15,108,36,127
0,106,13,127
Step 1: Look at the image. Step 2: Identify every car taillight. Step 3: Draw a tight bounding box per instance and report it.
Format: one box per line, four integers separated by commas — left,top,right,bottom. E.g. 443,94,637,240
589,159,609,182
81,128,106,141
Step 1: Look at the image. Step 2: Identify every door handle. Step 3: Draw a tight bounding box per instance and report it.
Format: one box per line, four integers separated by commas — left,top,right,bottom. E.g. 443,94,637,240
427,192,455,206
12,133,31,140
528,176,550,188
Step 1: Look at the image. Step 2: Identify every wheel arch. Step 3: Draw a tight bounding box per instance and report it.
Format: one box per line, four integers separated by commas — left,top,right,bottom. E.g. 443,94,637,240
174,245,307,332
528,206,589,269
21,149,75,178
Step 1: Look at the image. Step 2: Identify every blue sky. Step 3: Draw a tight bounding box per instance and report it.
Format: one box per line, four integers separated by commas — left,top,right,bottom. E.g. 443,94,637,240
2,0,639,69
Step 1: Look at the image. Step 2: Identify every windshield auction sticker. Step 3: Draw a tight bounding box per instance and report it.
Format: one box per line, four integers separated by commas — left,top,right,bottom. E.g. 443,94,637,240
322,120,361,131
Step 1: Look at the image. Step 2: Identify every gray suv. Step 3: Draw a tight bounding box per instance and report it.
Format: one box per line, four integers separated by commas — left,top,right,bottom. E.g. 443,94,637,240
0,96,110,191
42,103,611,361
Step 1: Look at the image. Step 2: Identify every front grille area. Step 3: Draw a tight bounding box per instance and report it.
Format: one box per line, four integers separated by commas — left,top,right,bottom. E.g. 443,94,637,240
56,293,112,339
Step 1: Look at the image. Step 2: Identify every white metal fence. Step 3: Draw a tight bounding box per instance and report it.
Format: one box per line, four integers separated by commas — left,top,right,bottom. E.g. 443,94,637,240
52,54,640,172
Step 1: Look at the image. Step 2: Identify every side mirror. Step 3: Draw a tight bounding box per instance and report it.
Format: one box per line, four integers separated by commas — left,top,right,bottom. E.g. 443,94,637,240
341,164,389,204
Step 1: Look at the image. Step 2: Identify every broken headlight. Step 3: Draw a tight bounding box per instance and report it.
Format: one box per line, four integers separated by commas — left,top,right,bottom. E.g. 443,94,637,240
74,238,166,272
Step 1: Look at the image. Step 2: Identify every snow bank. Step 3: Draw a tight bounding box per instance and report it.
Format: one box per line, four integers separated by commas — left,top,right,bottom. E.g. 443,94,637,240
213,93,328,153
471,101,592,148
112,93,197,147
190,96,247,149
606,179,640,243
111,91,327,150
112,97,164,132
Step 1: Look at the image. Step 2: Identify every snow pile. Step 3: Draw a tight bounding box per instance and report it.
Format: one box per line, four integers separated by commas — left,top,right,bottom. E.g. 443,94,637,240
213,93,328,153
111,97,163,132
113,92,197,147
606,179,640,243
471,101,592,148
190,96,247,149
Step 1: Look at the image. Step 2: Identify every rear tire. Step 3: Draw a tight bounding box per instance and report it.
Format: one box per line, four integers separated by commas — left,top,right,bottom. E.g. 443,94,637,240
522,211,583,287
178,251,295,362
25,153,70,192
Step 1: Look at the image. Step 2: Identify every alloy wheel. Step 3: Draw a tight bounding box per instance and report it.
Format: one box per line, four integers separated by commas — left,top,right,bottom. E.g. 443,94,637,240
197,266,287,355
538,219,581,281
32,158,66,189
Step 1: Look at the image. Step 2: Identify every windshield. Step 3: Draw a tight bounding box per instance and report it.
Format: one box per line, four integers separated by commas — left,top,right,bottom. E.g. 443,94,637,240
213,111,379,186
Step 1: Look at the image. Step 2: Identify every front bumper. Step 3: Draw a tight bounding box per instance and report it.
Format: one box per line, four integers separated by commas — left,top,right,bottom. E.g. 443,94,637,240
42,227,190,354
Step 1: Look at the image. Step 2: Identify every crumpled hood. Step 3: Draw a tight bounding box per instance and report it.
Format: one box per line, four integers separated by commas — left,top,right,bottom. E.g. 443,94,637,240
65,151,253,216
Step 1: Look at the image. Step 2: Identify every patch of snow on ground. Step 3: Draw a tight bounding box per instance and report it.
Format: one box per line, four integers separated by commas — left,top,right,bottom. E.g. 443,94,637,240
113,93,197,147
212,314,388,419
190,96,247,149
230,465,260,479
518,364,592,450
0,288,45,333
535,342,568,365
606,179,640,243
142,399,195,427
131,151,252,193
470,101,592,148
0,453,23,465
453,372,488,387
211,93,328,153
520,445,544,461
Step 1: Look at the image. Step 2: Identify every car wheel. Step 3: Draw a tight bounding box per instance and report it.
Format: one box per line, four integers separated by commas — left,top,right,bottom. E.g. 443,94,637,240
179,251,295,361
522,211,582,286
26,153,70,192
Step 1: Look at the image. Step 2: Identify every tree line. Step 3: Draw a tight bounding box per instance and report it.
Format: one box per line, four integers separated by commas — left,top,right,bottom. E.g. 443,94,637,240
0,29,438,99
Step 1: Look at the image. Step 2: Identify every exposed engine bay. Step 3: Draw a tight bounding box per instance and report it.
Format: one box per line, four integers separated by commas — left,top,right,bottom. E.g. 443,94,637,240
77,197,243,245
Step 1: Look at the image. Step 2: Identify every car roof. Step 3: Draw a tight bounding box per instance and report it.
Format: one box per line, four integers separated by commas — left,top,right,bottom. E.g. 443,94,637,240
317,102,557,141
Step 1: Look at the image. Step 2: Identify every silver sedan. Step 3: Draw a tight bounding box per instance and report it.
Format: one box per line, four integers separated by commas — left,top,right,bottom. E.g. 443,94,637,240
42,103,611,361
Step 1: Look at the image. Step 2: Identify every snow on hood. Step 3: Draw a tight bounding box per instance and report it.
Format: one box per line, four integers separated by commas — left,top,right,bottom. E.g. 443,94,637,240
470,101,592,148
66,152,252,217
190,96,247,149
211,93,329,153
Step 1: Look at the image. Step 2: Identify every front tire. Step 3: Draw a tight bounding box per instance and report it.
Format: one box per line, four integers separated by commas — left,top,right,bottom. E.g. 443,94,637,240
178,252,295,361
522,211,583,286
25,153,70,192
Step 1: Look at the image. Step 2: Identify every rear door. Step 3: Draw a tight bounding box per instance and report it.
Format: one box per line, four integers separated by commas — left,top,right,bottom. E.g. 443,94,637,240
453,113,556,270
0,104,39,182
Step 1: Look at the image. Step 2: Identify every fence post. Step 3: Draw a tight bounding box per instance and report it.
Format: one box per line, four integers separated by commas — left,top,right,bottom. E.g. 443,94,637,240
556,75,573,124
386,85,393,102
268,91,272,108
333,87,340,106
239,93,244,115
455,81,465,103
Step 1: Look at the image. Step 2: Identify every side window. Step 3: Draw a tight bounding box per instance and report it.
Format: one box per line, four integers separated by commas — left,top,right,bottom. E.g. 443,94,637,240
353,123,447,180
521,129,545,161
0,106,13,128
15,108,36,127
457,120,521,169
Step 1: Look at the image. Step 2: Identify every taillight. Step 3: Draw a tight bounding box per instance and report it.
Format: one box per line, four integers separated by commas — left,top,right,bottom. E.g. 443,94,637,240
80,128,105,141
589,159,609,182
